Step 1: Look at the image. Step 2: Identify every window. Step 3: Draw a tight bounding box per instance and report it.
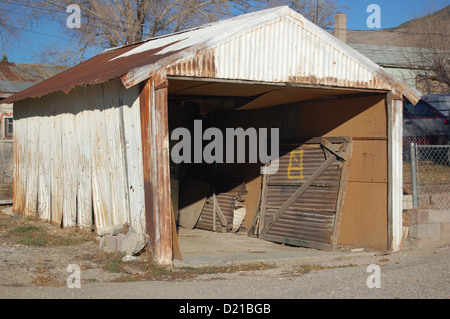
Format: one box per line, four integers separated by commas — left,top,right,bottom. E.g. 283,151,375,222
4,117,13,139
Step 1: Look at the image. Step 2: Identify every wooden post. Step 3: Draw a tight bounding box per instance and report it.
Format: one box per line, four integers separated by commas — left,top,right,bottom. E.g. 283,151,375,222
387,91,404,252
139,73,173,265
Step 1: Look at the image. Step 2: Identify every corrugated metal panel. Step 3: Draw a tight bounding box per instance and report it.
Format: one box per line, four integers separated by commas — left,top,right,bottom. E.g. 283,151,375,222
0,63,68,94
0,63,68,82
3,6,420,105
195,193,237,232
12,78,146,235
0,80,35,94
259,141,350,250
37,95,52,222
213,16,384,89
195,176,247,232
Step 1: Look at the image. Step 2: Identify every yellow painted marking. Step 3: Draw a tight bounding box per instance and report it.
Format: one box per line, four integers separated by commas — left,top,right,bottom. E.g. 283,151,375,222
288,149,304,180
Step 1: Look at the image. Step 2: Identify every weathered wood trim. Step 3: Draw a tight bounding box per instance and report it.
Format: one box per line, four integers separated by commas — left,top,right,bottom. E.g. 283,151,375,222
387,91,404,252
140,73,173,265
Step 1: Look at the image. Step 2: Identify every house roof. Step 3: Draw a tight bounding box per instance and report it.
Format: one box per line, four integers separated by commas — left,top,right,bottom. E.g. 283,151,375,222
349,43,431,68
3,6,421,105
0,62,68,95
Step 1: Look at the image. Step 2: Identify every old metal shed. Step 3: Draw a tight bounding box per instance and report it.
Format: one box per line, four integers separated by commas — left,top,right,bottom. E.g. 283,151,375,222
4,6,420,265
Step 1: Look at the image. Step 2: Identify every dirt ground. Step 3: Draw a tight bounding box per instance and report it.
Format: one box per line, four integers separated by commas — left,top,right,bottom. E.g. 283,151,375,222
1,205,449,299
0,205,373,288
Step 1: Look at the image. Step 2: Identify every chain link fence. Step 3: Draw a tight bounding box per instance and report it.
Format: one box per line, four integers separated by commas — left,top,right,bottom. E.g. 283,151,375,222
407,144,450,210
402,96,450,211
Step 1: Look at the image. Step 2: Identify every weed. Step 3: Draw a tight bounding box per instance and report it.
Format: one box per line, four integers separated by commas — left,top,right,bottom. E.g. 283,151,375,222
10,225,40,234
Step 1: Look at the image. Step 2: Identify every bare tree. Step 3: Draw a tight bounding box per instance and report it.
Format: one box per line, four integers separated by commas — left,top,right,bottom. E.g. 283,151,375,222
16,0,343,65
0,2,19,49
404,1,449,93
23,0,273,65
269,0,343,29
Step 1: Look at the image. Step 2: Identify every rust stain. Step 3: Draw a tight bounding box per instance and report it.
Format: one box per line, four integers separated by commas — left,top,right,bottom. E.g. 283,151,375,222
0,62,68,84
3,41,183,104
166,49,216,79
139,73,173,264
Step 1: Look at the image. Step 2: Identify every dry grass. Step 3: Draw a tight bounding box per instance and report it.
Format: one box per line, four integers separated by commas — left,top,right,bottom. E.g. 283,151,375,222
1,214,96,247
403,162,450,195
1,213,276,285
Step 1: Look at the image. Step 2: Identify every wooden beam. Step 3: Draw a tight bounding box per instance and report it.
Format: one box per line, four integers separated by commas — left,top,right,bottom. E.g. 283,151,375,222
140,72,173,265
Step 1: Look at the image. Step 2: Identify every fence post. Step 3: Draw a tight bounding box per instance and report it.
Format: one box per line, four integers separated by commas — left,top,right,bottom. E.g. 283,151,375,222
410,142,418,209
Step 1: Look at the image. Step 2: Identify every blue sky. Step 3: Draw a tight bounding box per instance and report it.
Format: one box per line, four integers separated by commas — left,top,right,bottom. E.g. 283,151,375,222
1,0,448,64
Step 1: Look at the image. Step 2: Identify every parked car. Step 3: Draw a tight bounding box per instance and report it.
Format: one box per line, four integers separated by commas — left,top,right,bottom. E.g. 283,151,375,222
403,97,450,163
421,94,450,117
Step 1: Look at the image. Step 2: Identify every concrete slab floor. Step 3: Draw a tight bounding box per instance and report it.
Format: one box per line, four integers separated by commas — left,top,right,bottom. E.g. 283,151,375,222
173,227,375,267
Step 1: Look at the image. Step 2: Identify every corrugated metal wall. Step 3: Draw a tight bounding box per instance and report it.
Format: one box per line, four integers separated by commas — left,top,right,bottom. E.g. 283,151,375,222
213,16,382,88
13,78,146,234
165,15,389,92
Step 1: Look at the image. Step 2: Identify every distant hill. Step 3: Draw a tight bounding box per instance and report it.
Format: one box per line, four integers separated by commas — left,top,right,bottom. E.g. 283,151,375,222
346,5,449,47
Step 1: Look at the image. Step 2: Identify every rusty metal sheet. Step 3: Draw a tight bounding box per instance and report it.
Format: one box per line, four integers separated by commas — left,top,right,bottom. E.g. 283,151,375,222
0,62,68,94
3,7,420,106
259,140,351,250
12,78,146,235
195,192,238,232
2,41,182,104
195,176,247,232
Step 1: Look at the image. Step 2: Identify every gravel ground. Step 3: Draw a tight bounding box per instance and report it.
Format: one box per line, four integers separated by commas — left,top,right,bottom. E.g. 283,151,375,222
0,208,449,300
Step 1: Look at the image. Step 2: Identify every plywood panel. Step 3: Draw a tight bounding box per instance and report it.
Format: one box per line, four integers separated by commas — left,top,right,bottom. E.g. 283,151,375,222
337,182,388,250
347,140,387,183
241,174,262,229
300,95,387,138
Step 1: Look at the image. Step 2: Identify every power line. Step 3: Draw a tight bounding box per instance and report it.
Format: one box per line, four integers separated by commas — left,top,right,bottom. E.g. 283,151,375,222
4,1,449,41
2,0,148,35
4,24,69,40
1,7,62,23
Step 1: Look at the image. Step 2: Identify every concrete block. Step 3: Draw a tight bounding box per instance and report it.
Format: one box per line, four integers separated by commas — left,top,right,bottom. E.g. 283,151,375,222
118,229,145,256
103,235,119,251
411,210,450,224
402,195,413,210
441,223,450,238
103,234,126,252
409,223,441,239
95,236,105,250
410,237,436,247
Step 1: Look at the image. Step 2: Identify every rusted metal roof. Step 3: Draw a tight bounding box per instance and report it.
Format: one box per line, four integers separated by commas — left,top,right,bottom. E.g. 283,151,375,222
0,62,68,94
3,6,421,104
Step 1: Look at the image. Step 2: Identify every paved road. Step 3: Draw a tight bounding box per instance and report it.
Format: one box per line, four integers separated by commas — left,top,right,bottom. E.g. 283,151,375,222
2,237,449,300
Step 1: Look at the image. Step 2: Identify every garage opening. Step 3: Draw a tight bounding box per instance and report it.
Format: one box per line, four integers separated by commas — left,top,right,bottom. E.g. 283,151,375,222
167,77,389,257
